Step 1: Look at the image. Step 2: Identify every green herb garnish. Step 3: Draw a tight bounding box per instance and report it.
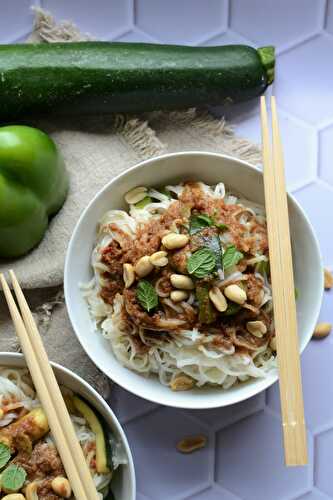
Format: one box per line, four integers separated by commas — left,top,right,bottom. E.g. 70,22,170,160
135,196,152,209
187,248,216,278
223,303,241,316
189,214,214,235
255,260,269,275
160,188,172,199
1,464,26,493
295,287,299,300
222,245,244,270
195,283,217,324
136,280,159,312
216,223,228,231
0,442,10,468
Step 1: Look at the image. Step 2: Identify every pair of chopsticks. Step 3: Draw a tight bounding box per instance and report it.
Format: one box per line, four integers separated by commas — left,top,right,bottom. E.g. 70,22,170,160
261,96,307,466
0,271,100,500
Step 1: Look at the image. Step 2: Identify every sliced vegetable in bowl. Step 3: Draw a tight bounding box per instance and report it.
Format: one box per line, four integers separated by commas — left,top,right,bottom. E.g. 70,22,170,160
0,353,136,500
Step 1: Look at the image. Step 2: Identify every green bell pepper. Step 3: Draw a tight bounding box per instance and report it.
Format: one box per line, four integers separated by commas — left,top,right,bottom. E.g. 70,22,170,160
0,125,68,258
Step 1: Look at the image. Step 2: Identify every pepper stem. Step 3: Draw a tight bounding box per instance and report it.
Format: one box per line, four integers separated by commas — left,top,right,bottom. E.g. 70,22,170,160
258,46,275,85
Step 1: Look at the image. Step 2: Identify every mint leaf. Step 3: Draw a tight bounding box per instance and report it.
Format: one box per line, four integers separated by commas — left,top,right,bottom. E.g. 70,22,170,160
187,248,216,278
222,245,244,270
1,464,26,493
189,214,214,235
0,442,10,468
136,280,158,312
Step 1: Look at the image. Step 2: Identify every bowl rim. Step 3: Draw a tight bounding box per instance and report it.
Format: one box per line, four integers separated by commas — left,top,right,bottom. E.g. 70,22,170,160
64,150,324,409
0,351,136,499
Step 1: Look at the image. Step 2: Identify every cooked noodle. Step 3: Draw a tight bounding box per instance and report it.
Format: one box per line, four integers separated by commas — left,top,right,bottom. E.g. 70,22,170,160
83,181,277,390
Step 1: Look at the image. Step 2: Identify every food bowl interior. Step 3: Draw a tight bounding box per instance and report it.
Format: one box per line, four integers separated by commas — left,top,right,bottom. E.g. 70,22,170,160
0,353,135,500
65,152,323,409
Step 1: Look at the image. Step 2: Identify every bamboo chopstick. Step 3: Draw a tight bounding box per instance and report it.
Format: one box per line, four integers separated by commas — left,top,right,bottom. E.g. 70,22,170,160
0,272,100,500
260,96,307,466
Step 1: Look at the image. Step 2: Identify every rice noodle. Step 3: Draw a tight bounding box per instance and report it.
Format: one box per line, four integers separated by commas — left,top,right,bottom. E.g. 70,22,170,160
83,181,276,391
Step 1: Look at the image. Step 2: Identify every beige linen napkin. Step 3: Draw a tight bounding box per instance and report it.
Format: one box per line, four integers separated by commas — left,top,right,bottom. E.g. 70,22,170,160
0,8,260,393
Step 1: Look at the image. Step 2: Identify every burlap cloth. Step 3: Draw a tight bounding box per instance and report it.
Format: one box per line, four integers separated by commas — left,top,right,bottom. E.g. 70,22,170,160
0,8,261,395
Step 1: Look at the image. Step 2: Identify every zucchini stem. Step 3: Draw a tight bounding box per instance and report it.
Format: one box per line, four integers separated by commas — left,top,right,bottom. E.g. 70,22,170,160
258,46,275,85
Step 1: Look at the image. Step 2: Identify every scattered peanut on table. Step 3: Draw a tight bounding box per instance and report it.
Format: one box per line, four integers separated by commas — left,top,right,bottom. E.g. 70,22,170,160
312,322,332,339
324,268,333,290
177,435,207,454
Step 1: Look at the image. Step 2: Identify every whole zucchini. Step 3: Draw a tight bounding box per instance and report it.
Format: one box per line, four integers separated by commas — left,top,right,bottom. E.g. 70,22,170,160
0,42,274,119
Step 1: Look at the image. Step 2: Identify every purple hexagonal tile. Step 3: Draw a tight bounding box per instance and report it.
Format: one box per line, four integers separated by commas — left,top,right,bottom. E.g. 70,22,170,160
275,35,333,125
124,407,213,499
114,29,158,43
137,493,150,500
315,429,333,497
135,0,228,44
267,291,333,431
189,485,239,500
42,0,132,39
202,30,251,46
319,124,333,187
294,182,333,266
297,490,331,500
234,110,317,191
108,384,158,424
216,411,312,500
0,0,36,42
230,0,324,50
186,393,264,431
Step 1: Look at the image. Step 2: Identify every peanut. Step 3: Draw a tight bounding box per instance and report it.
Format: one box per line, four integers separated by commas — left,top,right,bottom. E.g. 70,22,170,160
177,435,207,454
224,284,247,305
324,268,333,290
123,263,135,288
270,337,277,351
124,186,147,204
209,286,228,312
162,233,189,250
313,322,332,339
150,251,168,267
51,477,72,498
135,256,154,278
170,290,189,302
246,320,267,338
170,374,195,391
170,274,194,290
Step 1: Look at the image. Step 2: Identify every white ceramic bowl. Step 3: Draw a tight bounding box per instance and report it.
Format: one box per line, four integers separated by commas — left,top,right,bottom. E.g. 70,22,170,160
64,151,323,409
0,352,136,500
